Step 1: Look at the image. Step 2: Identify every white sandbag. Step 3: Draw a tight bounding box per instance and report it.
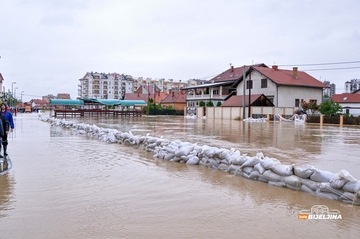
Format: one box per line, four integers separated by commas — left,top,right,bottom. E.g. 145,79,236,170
283,175,302,188
175,145,195,157
163,153,175,161
271,164,294,176
227,164,241,174
186,156,200,165
318,182,344,196
300,178,320,191
259,170,284,182
227,152,247,165
294,164,314,179
330,173,349,189
310,168,334,182
285,183,301,191
260,157,281,170
242,166,255,175
339,191,355,201
315,191,339,200
268,181,285,187
254,163,266,174
218,163,229,172
248,170,260,180
342,180,360,193
240,156,259,169
300,184,315,194
338,169,357,182
208,158,219,168
218,149,230,160
170,157,182,162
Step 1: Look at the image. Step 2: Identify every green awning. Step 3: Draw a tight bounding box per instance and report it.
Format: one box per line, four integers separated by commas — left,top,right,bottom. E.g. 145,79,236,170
50,99,84,105
119,100,147,106
50,98,147,106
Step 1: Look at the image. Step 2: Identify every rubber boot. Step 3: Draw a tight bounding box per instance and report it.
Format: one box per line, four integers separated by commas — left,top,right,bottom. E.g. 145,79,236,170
3,145,7,156
0,146,3,158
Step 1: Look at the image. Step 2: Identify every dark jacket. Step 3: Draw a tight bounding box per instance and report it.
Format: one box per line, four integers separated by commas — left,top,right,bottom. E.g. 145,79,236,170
0,114,9,138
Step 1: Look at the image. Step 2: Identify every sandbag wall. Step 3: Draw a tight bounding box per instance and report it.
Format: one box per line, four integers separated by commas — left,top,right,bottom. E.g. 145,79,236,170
39,115,360,206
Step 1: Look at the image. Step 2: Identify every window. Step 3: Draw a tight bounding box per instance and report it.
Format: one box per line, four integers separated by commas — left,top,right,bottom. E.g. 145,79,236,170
295,99,300,107
261,78,267,88
246,80,253,89
213,90,219,95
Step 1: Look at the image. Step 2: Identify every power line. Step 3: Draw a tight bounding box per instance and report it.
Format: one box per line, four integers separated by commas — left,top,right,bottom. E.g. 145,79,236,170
277,60,360,67
303,66,360,71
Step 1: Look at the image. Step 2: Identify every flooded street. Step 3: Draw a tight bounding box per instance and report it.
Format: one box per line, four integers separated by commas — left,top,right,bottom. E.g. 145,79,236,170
0,113,359,238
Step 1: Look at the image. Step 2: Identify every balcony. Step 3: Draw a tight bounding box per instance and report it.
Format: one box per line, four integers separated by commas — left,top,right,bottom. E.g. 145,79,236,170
185,93,228,101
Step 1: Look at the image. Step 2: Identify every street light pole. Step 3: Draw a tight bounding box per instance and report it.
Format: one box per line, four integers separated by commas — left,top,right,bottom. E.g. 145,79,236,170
21,91,24,102
11,81,16,107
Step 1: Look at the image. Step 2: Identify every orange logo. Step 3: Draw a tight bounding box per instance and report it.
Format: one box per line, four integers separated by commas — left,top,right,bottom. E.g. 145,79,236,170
298,214,309,220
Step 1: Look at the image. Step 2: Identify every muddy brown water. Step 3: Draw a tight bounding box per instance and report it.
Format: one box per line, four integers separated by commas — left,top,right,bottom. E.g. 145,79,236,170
0,113,359,239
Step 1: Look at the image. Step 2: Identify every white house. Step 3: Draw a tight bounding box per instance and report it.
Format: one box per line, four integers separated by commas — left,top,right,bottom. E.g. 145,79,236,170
331,93,360,116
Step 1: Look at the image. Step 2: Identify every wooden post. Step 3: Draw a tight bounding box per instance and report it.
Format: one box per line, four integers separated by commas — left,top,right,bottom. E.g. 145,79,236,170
320,115,323,126
340,115,344,127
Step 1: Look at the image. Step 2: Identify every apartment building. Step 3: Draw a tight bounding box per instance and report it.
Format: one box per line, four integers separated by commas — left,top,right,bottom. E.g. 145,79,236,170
78,72,133,99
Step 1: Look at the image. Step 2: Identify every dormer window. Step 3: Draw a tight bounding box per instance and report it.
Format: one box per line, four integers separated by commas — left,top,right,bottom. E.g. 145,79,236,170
343,97,347,101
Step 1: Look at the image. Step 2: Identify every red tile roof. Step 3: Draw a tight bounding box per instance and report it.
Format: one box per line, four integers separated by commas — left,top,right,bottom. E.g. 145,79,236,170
331,93,360,103
252,66,327,88
124,93,150,102
162,92,186,104
208,64,267,83
222,94,264,107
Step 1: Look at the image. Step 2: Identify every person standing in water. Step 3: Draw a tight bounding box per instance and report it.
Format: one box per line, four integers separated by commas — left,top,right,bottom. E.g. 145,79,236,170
1,102,14,156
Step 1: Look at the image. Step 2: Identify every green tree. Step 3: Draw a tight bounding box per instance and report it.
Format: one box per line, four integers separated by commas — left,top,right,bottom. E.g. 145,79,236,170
199,101,205,107
216,101,222,107
207,100,214,107
319,100,342,116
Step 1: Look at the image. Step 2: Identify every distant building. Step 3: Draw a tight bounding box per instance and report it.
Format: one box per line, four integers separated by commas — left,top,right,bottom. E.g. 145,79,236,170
323,81,336,97
345,79,360,93
0,73,4,96
78,72,133,99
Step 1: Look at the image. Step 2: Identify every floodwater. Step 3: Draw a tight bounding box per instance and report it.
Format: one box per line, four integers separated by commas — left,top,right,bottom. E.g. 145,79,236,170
0,113,359,239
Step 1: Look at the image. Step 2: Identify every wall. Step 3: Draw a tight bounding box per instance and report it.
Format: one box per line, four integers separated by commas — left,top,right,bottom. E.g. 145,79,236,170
196,106,294,120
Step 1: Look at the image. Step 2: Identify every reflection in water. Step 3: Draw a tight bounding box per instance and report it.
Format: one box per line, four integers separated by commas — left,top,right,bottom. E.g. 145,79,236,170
0,174,15,218
0,113,359,239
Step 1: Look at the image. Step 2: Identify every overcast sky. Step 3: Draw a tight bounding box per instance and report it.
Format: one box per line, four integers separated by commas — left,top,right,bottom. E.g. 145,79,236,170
1,0,359,102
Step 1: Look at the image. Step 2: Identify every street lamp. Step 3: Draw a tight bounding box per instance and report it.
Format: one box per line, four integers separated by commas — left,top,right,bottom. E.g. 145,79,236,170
21,91,24,102
11,82,16,107
14,87,18,103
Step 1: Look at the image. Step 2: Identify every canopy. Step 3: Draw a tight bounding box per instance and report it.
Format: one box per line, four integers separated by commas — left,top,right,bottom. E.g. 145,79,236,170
50,99,84,105
50,98,146,106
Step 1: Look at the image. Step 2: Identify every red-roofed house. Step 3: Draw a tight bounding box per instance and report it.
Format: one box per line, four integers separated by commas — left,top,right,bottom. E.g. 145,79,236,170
161,90,186,111
331,93,360,116
182,64,267,110
230,65,328,108
222,94,274,107
30,99,50,110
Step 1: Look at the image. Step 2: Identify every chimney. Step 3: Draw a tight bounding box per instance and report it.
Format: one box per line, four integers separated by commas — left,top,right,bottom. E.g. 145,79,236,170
231,66,234,72
169,89,172,95
172,92,174,97
293,67,298,78
157,91,160,97
272,65,278,70
180,89,184,95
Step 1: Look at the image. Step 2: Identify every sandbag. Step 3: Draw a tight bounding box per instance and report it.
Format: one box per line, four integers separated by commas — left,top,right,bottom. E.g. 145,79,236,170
271,164,294,176
254,163,266,174
248,170,260,180
283,175,302,188
175,145,195,157
294,164,314,179
218,163,229,172
186,156,200,165
318,182,344,196
260,157,281,170
242,166,255,175
342,180,360,193
268,181,285,187
259,170,284,182
240,156,259,169
330,173,349,189
300,178,320,191
310,168,334,182
300,184,315,194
